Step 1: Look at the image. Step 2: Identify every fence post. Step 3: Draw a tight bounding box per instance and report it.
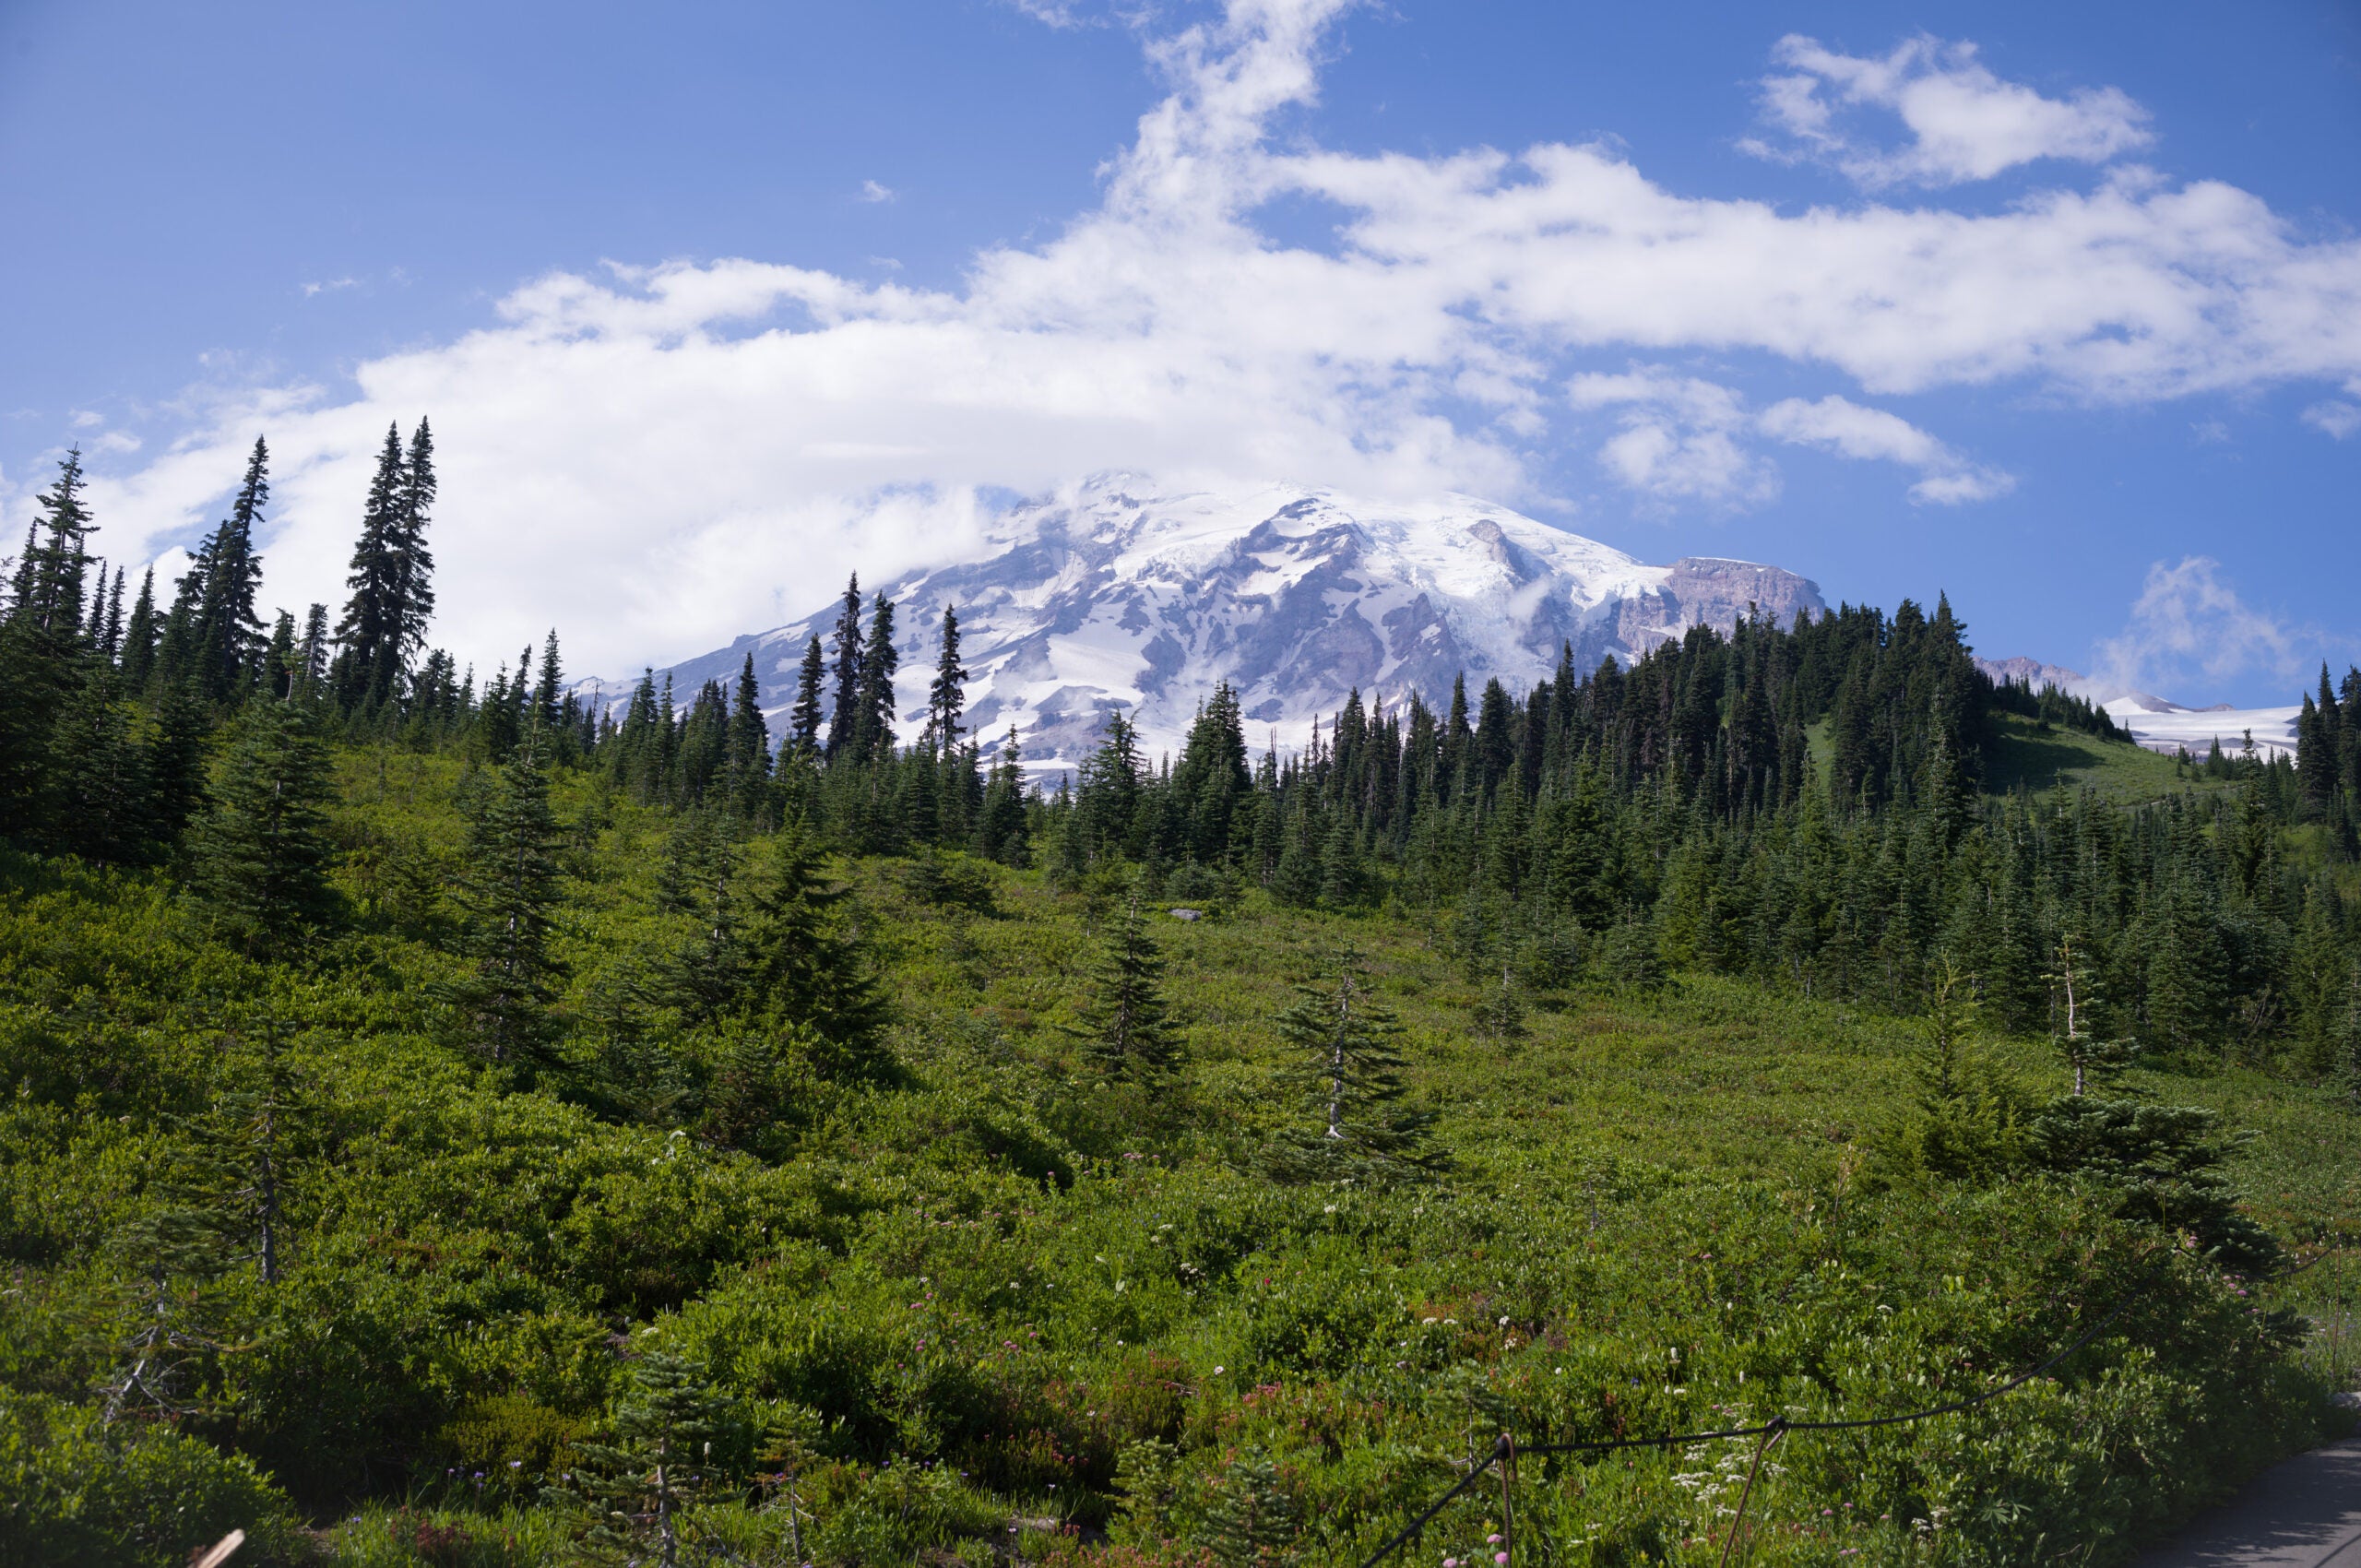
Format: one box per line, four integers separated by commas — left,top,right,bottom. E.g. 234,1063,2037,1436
1715,1419,1785,1568
1496,1431,1517,1568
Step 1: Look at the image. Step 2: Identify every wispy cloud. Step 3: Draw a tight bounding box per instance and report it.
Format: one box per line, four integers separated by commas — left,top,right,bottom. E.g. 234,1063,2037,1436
1742,34,2152,187
1567,372,1777,511
302,277,361,298
857,179,896,204
2094,556,2315,695
1004,0,1093,27
1569,374,2010,509
1756,395,2012,504
2301,398,2360,439
25,0,2361,680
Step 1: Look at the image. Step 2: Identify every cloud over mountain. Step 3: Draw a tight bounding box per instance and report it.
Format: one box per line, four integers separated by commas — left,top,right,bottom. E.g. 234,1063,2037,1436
37,0,2361,683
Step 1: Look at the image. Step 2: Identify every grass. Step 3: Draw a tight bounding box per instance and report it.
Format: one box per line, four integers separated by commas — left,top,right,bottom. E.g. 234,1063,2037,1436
1981,712,2228,802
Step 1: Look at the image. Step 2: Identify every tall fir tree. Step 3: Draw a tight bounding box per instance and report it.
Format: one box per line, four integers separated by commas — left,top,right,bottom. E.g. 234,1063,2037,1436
188,436,270,702
392,417,438,671
530,628,565,731
923,605,968,753
977,728,1030,866
120,566,159,688
824,576,863,760
296,603,331,697
332,419,436,711
0,449,98,837
851,591,898,759
331,422,408,709
726,651,772,814
789,635,825,756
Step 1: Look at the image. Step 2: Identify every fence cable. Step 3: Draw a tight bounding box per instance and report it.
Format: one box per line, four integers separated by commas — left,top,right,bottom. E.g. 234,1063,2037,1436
1356,1252,2177,1568
1355,1243,2352,1568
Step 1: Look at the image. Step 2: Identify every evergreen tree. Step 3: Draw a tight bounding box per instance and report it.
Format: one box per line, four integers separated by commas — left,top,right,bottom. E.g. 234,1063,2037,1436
824,576,862,759
11,445,96,642
740,817,890,1080
183,1019,298,1287
789,635,825,756
1066,894,1179,1079
726,651,772,814
97,1199,240,1424
977,728,1030,866
121,566,159,688
532,629,565,732
184,701,340,953
0,449,98,837
852,591,899,758
656,809,747,1024
297,602,331,698
1270,947,1438,1182
330,419,435,711
2047,934,2135,1095
391,417,438,671
445,732,567,1066
264,611,298,699
924,605,968,753
145,682,214,848
1201,1445,1301,1568
188,436,270,702
562,1350,732,1567
96,565,125,662
331,423,409,709
47,661,148,863
1472,963,1527,1047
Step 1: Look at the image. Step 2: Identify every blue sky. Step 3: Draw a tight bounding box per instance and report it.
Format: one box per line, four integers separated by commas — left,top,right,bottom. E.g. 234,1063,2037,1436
2,0,2355,702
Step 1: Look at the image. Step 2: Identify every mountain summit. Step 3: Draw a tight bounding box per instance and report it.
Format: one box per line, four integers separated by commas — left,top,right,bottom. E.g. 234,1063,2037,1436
635,476,1824,765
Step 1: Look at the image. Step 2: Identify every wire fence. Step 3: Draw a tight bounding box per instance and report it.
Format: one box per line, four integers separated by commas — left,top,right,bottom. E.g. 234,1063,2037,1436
1353,1244,2352,1568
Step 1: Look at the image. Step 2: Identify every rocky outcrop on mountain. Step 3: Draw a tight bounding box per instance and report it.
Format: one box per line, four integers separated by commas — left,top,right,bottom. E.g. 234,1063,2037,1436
630,476,1825,765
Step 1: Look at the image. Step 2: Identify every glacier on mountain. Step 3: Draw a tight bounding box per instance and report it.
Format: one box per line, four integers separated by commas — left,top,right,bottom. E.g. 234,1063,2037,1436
618,476,1825,767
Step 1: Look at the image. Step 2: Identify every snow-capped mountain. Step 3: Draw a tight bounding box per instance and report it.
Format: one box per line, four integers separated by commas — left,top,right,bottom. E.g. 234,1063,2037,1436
617,476,1825,766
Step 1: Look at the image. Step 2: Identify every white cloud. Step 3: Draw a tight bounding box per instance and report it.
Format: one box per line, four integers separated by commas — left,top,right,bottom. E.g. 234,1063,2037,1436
2094,556,2310,693
25,1,2361,680
857,179,896,204
1568,371,1777,509
2301,400,2360,439
1744,34,2152,187
1756,395,2012,504
302,277,361,298
1570,376,2008,508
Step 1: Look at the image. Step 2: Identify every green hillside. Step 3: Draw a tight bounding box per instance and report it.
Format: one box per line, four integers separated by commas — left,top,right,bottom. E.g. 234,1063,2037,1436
5,442,2360,1565
3,753,2356,1567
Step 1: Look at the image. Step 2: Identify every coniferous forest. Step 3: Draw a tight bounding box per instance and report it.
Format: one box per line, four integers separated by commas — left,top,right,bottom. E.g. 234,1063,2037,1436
3,433,2359,1565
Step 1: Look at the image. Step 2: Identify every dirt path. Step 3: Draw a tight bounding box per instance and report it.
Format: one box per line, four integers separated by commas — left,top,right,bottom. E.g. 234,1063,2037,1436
2135,1437,2361,1567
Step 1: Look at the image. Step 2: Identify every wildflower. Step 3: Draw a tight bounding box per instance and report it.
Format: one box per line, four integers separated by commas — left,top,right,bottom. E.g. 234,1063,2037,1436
1495,1554,1509,1564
